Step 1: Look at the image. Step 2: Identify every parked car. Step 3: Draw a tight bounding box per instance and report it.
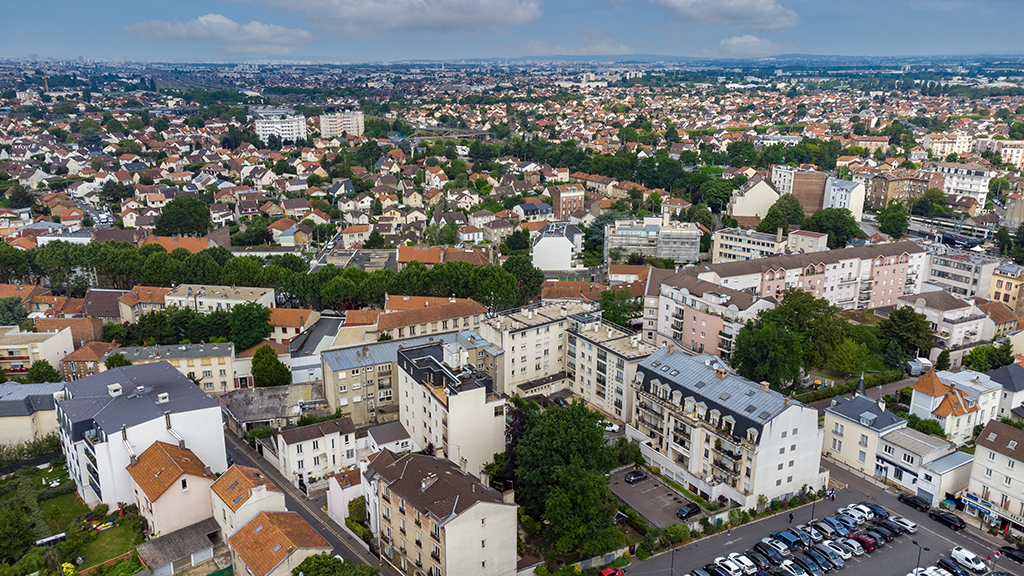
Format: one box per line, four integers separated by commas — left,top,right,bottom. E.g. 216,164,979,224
812,544,844,570
936,558,970,576
769,531,803,552
849,533,877,553
797,523,825,542
836,537,864,556
727,553,758,575
891,516,918,533
923,568,953,576
876,518,905,536
713,556,744,576
929,509,965,530
787,527,814,548
862,529,888,546
624,469,647,484
870,524,898,541
849,504,875,521
684,570,712,576
898,493,931,511
743,550,773,571
998,546,1024,564
755,539,788,561
703,565,732,576
821,540,851,560
821,517,850,536
775,560,808,576
602,421,620,433
837,507,867,525
599,569,625,576
859,502,890,519
677,503,701,520
950,547,987,573
791,553,824,576
808,522,834,540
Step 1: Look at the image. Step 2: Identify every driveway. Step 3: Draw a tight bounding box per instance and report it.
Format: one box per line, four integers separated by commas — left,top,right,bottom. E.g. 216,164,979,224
609,468,700,528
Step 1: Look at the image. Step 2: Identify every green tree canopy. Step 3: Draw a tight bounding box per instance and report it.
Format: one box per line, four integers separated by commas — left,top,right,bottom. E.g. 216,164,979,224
0,297,28,326
502,254,545,305
252,344,292,387
773,193,807,225
599,288,642,328
228,302,272,352
755,205,789,236
104,353,132,370
801,207,866,249
21,360,61,383
877,201,909,238
730,320,803,387
878,306,934,358
155,196,212,237
291,553,378,576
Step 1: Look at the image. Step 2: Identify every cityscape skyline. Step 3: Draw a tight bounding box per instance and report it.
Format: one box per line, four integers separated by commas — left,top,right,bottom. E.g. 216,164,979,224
7,0,1024,62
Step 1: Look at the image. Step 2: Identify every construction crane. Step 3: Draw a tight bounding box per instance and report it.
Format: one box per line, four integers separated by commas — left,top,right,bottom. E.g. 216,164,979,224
34,73,49,92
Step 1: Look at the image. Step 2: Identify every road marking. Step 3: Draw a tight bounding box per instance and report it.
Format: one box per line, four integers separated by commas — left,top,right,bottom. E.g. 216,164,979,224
828,477,848,491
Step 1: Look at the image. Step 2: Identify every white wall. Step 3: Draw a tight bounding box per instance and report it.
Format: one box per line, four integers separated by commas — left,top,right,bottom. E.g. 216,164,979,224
443,501,518,576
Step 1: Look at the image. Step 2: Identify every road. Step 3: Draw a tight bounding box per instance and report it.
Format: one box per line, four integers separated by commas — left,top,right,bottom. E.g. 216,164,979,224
628,463,1021,576
223,432,387,572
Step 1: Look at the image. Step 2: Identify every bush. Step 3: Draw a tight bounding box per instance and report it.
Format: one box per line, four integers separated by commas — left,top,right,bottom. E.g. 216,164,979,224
665,523,690,543
247,425,272,448
0,433,61,467
345,517,371,542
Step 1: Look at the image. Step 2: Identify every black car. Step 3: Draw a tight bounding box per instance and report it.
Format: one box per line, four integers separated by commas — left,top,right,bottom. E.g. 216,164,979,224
703,564,732,576
871,524,898,541
624,469,647,484
862,530,888,546
688,570,712,576
937,558,970,576
745,550,773,571
897,493,931,511
875,519,905,536
754,541,785,564
859,502,890,519
803,548,834,572
929,509,966,530
1000,546,1024,564
792,553,824,576
677,503,701,520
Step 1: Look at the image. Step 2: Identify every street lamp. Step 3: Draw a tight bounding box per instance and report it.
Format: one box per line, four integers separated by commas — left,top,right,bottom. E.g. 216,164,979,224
912,540,930,574
669,545,679,576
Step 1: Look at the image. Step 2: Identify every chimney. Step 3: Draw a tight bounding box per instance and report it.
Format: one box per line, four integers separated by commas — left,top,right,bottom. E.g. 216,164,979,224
878,398,886,412
716,367,728,379
784,396,791,406
421,473,437,492
560,304,568,317
776,227,784,243
107,383,122,397
607,327,613,339
157,392,169,404
203,465,212,477
760,381,770,392
667,345,675,355
502,488,515,504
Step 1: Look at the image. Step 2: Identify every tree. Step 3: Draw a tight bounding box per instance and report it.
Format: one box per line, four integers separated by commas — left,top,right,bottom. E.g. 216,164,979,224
252,345,292,387
544,461,623,555
755,205,789,236
370,198,383,216
599,288,642,328
0,297,27,326
730,321,803,386
763,289,847,370
471,265,520,311
935,349,951,371
829,338,869,374
773,193,806,225
6,184,34,209
291,553,378,576
0,505,34,563
104,353,132,370
801,207,866,249
911,188,947,218
228,302,272,352
155,196,212,237
363,229,385,249
22,360,61,383
505,229,531,252
995,226,1014,256
878,306,933,357
502,254,545,305
877,201,909,238
883,339,907,370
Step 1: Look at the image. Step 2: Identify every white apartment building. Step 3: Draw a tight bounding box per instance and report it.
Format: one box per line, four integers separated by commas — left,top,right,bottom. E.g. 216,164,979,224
924,246,1001,299
923,132,973,157
272,416,357,492
255,115,307,143
711,228,787,263
874,427,960,501
319,110,365,138
396,342,506,479
964,419,1024,536
566,312,652,422
924,161,992,206
895,291,994,367
726,177,779,220
823,178,866,222
603,216,702,264
909,369,1001,446
627,347,827,509
57,362,227,507
165,285,275,314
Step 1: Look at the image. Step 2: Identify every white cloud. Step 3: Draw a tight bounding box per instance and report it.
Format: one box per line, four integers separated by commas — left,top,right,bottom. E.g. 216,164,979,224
124,14,314,56
703,34,797,58
521,30,637,56
258,0,542,36
653,0,801,32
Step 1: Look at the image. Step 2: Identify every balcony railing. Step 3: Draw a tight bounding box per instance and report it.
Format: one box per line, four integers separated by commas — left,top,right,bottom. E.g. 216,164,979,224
430,531,440,543
430,551,440,562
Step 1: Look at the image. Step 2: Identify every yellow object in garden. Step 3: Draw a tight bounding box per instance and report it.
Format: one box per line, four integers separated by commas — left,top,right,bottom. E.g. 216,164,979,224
62,562,75,576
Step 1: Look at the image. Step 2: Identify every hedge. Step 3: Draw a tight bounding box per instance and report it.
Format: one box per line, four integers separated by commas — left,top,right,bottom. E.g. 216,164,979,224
793,369,904,404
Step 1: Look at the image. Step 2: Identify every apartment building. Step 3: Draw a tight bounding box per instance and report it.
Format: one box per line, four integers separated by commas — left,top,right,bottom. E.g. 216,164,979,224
989,263,1024,314
319,110,365,138
823,177,866,221
228,511,330,576
272,416,357,491
770,166,827,217
254,115,307,143
823,386,907,476
0,325,74,378
109,343,235,396
923,132,973,157
691,240,926,310
126,441,216,538
57,362,227,506
368,453,517,576
627,347,827,509
61,341,118,381
895,292,993,367
269,308,319,344
397,342,506,479
874,427,959,500
987,362,1024,422
650,274,774,360
909,369,1000,446
211,465,286,538
603,216,702,264
924,246,1001,298
566,312,652,422
117,286,172,324
865,170,942,209
165,285,275,314
1004,193,1024,230
726,177,779,220
548,184,585,220
964,420,1024,536
531,222,584,271
0,382,63,444
373,300,487,341
923,162,992,206
711,228,787,263
789,230,828,253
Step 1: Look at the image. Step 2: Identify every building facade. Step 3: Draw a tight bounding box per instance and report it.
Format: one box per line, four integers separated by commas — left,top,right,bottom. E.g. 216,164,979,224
254,115,307,143
603,217,702,264
711,228,787,264
964,420,1024,537
319,111,365,138
165,285,275,314
109,343,236,396
566,313,652,422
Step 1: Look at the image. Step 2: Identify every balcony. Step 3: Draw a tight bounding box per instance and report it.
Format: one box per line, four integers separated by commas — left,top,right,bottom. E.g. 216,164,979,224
430,551,440,562
718,340,732,351
83,428,103,447
671,321,684,331
718,330,733,340
714,443,742,461
713,458,739,475
381,533,391,543
672,310,685,320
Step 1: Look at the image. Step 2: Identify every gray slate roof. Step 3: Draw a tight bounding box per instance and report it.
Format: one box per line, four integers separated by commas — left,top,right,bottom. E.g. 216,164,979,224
136,517,219,568
368,420,411,445
826,394,906,433
375,453,505,523
322,332,462,372
923,450,973,475
113,342,234,362
986,362,1024,393
0,382,63,417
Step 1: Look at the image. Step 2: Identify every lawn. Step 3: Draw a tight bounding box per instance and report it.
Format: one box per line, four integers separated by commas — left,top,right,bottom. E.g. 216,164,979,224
840,309,883,326
40,492,90,533
81,524,136,568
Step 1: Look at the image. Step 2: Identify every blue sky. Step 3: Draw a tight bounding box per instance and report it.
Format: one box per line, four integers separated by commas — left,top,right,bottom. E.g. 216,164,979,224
5,0,1024,62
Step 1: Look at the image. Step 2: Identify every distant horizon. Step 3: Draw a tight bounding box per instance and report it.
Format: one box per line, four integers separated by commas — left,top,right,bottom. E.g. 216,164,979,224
6,1,1024,64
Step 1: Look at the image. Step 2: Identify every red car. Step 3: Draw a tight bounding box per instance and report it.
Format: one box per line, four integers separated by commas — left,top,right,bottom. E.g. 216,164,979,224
599,569,625,576
849,533,877,553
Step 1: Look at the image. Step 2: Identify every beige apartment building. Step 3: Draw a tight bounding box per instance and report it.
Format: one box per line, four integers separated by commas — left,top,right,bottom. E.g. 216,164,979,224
117,286,173,323
0,326,74,379
567,313,651,422
109,343,235,395
165,285,275,314
711,228,787,263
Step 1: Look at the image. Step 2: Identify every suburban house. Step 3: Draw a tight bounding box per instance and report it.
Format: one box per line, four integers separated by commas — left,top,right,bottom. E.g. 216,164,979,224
909,369,1001,446
228,511,331,576
987,362,1024,421
118,286,173,323
211,465,286,537
61,341,119,381
269,308,320,344
823,382,907,476
127,441,216,537
271,416,358,492
0,382,63,444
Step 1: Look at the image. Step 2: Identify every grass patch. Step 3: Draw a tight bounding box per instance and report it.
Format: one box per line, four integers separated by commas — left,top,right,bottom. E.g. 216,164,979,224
840,309,882,326
41,492,89,533
960,444,976,455
81,523,136,567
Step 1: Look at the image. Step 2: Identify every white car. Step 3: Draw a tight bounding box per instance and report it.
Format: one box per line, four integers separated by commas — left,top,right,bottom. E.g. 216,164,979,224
761,537,791,556
924,568,953,576
850,503,875,521
601,421,620,433
906,569,928,576
713,557,744,576
728,553,758,575
822,540,851,560
891,516,918,533
838,537,864,556
950,546,986,573
837,506,867,525
776,560,808,576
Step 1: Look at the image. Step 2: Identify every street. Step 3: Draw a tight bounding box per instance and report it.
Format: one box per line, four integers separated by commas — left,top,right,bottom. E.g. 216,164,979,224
222,432,385,571
809,377,917,416
628,463,1021,576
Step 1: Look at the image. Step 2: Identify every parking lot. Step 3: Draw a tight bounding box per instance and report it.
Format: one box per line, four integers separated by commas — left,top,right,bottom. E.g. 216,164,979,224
626,464,1022,576
608,468,703,528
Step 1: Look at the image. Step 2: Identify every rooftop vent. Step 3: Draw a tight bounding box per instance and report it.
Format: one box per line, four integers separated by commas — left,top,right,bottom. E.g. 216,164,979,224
157,392,169,404
107,383,122,398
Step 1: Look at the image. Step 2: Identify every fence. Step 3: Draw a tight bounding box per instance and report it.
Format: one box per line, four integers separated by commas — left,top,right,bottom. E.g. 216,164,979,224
572,545,631,573
79,550,138,576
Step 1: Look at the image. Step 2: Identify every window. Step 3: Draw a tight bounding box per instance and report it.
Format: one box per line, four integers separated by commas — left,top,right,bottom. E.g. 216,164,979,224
884,444,894,455
296,444,303,454
312,440,319,451
1006,476,1013,487
989,451,996,460
833,423,844,435
181,479,188,491
203,370,212,378
985,468,992,477
298,460,304,470
902,453,915,465
858,451,866,463
778,463,784,471
481,540,485,548
831,438,842,451
860,434,868,447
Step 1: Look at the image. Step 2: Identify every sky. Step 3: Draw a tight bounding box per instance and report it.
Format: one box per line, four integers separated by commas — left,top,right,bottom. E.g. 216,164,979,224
5,0,1024,62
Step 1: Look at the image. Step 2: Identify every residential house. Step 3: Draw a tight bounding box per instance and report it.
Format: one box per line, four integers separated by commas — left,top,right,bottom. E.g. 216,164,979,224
987,362,1024,422
211,465,286,537
228,512,330,576
909,369,1001,446
895,291,994,367
118,286,173,324
219,382,322,439
127,441,216,537
0,382,63,444
874,427,961,502
568,313,652,422
726,177,779,220
269,308,320,344
989,263,1024,315
823,383,907,476
271,416,357,492
531,222,583,271
62,340,119,381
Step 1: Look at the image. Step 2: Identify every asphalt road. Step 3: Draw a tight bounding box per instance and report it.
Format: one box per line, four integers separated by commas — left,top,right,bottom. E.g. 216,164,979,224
627,463,1021,576
223,432,386,571
609,468,702,529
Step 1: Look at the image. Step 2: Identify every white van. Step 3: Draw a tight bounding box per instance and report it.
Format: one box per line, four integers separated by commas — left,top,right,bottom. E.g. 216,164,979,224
950,546,986,573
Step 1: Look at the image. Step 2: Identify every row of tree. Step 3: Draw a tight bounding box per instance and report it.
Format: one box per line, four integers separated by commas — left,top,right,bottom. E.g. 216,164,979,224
101,301,272,352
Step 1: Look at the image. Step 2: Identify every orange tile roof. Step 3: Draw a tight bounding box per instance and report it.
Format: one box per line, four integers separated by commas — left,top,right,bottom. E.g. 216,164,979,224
9,236,36,250
238,340,290,358
398,245,442,264
384,295,475,311
342,224,370,234
932,387,977,418
269,308,314,328
344,309,382,327
119,286,172,307
211,465,281,512
62,340,119,363
126,441,214,502
911,369,948,397
376,300,487,331
143,235,210,254
228,512,330,576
